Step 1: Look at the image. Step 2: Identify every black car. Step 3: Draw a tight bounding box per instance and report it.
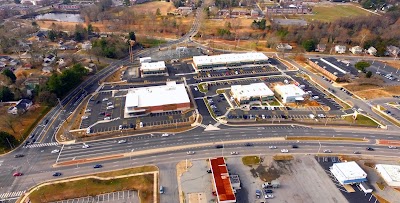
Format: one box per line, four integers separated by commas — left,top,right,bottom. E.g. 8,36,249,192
53,172,62,177
130,123,134,128
215,145,224,148
366,147,374,151
96,100,101,104
245,143,253,147
292,145,299,148
94,164,103,168
30,134,35,139
264,189,273,193
14,154,24,158
32,138,36,143
44,119,49,125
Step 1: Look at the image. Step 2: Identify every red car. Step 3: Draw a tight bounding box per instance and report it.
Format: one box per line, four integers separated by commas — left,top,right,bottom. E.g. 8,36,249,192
13,172,23,177
105,113,111,117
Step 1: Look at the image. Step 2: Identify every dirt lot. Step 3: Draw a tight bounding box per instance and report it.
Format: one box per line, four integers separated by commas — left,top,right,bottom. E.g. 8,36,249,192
344,84,400,99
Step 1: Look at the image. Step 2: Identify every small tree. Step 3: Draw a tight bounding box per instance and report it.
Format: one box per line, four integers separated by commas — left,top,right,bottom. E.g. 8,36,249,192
302,39,316,52
2,69,16,83
355,61,370,72
366,71,373,78
128,31,136,41
48,30,57,42
156,8,161,16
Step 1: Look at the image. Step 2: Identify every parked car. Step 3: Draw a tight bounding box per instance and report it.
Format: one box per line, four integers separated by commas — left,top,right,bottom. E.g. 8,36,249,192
265,194,274,199
262,182,272,188
264,189,273,193
255,190,261,199
159,186,164,194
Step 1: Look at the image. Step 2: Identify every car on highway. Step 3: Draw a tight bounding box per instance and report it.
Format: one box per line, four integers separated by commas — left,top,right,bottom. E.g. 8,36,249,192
82,143,90,148
215,145,224,148
366,147,374,151
161,133,169,137
281,149,289,153
52,172,62,177
30,134,35,139
269,146,277,149
118,140,126,144
230,152,239,155
14,154,24,158
93,164,103,168
323,149,332,153
388,146,397,149
292,145,299,148
51,149,60,154
354,151,361,154
187,151,195,155
245,143,254,147
13,172,23,177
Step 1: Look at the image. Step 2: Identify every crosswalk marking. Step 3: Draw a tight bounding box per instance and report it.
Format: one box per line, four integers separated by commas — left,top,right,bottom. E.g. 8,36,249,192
198,124,208,128
23,142,59,149
214,122,222,127
0,190,25,199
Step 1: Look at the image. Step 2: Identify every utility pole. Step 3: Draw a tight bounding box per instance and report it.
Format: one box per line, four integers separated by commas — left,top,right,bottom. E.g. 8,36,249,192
129,40,135,63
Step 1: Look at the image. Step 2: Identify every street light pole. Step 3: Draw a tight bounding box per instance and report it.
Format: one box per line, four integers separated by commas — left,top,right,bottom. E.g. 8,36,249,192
317,140,321,162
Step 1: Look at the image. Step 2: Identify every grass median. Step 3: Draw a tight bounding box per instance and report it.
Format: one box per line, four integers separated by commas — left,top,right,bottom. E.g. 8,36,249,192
28,166,157,203
286,136,365,142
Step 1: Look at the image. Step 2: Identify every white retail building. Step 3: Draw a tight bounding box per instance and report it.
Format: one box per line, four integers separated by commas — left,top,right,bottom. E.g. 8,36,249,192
231,83,274,104
192,52,269,71
124,81,190,117
140,61,168,77
274,84,306,103
330,161,367,185
375,164,400,187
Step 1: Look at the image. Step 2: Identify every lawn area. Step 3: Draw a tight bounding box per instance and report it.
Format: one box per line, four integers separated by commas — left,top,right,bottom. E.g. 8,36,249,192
28,166,157,203
343,114,380,127
242,156,260,166
268,100,281,106
198,83,208,93
129,1,176,15
0,105,50,141
138,37,167,48
303,4,371,22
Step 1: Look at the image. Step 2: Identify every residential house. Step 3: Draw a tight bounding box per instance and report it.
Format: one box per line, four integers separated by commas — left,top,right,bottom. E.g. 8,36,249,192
231,8,250,16
350,46,363,54
43,54,56,64
177,7,193,15
386,45,400,56
315,44,326,52
7,99,33,115
35,31,47,41
367,46,377,56
23,77,41,89
276,43,293,51
265,6,312,15
0,61,6,68
250,9,260,18
334,45,346,54
21,63,32,70
42,66,53,73
81,41,92,51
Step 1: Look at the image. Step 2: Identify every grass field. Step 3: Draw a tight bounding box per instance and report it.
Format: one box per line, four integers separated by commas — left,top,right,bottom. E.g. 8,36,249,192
138,37,167,48
343,114,380,127
129,1,176,15
28,166,157,203
303,4,371,22
344,84,400,100
242,156,261,166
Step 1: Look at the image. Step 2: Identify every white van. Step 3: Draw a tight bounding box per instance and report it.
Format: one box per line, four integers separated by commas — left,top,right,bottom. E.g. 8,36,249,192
106,105,114,110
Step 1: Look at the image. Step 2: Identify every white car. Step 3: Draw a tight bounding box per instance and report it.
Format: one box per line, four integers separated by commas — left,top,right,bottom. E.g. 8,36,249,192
82,144,90,148
139,122,143,128
323,149,332,153
118,140,126,144
81,116,88,119
107,102,113,106
161,133,169,137
281,149,289,153
102,98,108,101
106,105,114,110
230,151,239,155
265,194,274,199
187,151,195,155
85,109,91,113
104,117,111,120
269,146,277,149
51,149,60,154
118,125,123,130
261,114,266,119
388,146,397,149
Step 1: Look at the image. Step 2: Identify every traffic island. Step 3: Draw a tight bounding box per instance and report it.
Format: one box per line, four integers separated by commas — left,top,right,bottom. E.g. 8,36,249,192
18,166,158,203
286,136,367,142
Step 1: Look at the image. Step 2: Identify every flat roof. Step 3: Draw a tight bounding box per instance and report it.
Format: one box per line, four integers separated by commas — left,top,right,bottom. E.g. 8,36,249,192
309,58,346,77
311,57,359,76
231,83,274,98
274,84,305,97
333,161,367,179
376,164,400,182
193,52,268,66
139,57,151,63
140,61,166,71
125,81,189,108
210,157,236,202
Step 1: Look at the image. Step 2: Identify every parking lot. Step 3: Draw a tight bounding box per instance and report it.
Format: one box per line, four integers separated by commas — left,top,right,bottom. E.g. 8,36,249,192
80,89,194,134
364,61,400,84
51,190,138,203
196,65,279,79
